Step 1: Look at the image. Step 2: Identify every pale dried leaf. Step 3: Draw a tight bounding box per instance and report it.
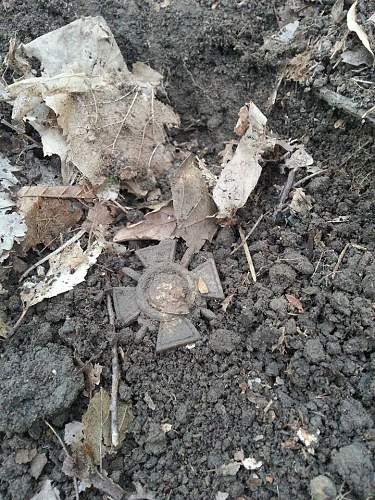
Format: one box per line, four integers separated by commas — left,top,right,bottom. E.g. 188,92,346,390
347,1,374,58
171,155,218,252
161,423,172,433
297,428,319,454
86,202,114,226
30,479,61,500
21,241,103,311
341,47,372,66
216,493,229,500
64,421,84,445
233,449,245,462
284,49,312,83
213,102,271,220
290,188,313,214
242,457,263,470
144,393,156,411
30,454,48,480
197,277,209,294
113,205,176,242
218,141,237,166
284,147,314,171
0,154,19,190
219,462,241,476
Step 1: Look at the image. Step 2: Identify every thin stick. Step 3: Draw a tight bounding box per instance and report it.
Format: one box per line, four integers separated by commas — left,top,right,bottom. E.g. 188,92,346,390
107,294,119,448
111,89,140,151
332,242,350,279
230,213,265,255
278,168,296,210
20,228,86,281
239,227,257,283
45,421,79,500
293,169,328,188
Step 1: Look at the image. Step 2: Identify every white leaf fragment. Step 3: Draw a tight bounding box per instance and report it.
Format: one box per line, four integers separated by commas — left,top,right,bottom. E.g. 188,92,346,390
297,428,320,454
64,421,84,445
21,241,103,310
216,493,229,500
213,102,273,219
0,154,26,262
161,423,172,433
347,1,374,59
242,457,263,470
30,479,61,500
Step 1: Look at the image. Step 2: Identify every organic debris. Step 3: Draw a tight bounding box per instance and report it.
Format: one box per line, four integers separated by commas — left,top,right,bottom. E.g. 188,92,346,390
297,428,320,455
30,479,61,500
30,454,48,480
213,102,280,221
290,188,313,214
286,293,304,313
347,1,374,59
112,240,224,352
82,362,104,398
0,154,26,262
220,450,263,476
6,17,180,191
16,240,103,330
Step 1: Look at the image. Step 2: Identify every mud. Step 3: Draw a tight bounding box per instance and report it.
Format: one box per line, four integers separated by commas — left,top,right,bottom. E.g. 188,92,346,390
0,1,374,499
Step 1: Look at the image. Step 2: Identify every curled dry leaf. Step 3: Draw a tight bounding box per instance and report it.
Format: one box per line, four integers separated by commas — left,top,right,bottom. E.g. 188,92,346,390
213,102,275,220
19,241,103,323
290,188,313,214
30,479,61,500
7,17,180,190
286,294,304,313
347,1,374,59
284,147,314,171
171,155,218,252
114,204,176,242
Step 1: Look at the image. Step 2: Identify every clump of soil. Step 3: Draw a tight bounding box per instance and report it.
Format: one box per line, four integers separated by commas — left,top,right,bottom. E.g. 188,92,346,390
0,1,374,499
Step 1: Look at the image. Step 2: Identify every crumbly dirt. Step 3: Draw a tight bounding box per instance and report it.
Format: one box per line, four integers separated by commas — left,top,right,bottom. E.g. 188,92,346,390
1,1,375,499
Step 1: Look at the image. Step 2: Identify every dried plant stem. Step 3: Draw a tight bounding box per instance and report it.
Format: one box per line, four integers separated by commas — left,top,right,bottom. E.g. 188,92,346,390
45,421,79,500
107,294,119,448
332,242,350,279
20,228,86,281
239,227,257,283
230,213,266,255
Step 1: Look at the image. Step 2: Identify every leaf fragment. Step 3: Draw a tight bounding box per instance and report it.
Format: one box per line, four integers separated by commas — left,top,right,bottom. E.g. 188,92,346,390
286,293,304,313
347,1,374,59
30,479,61,500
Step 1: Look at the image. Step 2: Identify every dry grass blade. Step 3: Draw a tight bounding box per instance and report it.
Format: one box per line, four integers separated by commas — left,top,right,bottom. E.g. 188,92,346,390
239,227,257,283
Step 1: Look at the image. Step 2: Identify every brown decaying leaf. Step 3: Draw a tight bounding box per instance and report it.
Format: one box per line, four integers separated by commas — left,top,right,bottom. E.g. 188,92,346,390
86,202,114,226
18,185,96,199
290,188,313,214
234,104,249,136
113,204,176,242
171,155,218,252
284,49,312,83
18,196,82,250
83,362,103,397
286,293,304,313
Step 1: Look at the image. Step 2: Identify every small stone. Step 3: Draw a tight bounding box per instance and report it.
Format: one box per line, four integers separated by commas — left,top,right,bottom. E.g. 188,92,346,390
304,339,326,363
331,443,374,498
283,250,314,275
209,329,241,353
310,475,336,500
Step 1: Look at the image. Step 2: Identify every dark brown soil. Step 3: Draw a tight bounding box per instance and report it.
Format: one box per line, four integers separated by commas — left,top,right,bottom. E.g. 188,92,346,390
0,1,374,499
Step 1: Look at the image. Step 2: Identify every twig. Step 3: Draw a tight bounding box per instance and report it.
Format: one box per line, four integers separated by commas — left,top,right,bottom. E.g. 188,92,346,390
107,294,120,448
230,212,266,255
278,168,296,210
239,227,256,283
332,242,350,279
111,89,140,151
293,168,328,188
45,421,79,500
20,228,86,281
317,87,375,126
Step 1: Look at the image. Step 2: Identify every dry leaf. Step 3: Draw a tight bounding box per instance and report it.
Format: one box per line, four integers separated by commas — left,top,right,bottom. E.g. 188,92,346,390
18,185,96,199
218,141,237,166
216,493,229,500
30,454,48,480
114,204,176,242
8,18,180,189
242,457,263,470
213,102,273,220
82,388,133,465
219,462,241,476
222,293,235,312
347,1,374,59
171,155,218,251
297,428,319,454
83,362,103,397
234,104,249,136
86,202,114,227
18,196,82,250
161,423,172,433
341,47,373,66
30,479,61,500
20,241,103,318
284,147,314,171
284,49,313,83
290,188,313,214
286,294,304,313
197,277,209,294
